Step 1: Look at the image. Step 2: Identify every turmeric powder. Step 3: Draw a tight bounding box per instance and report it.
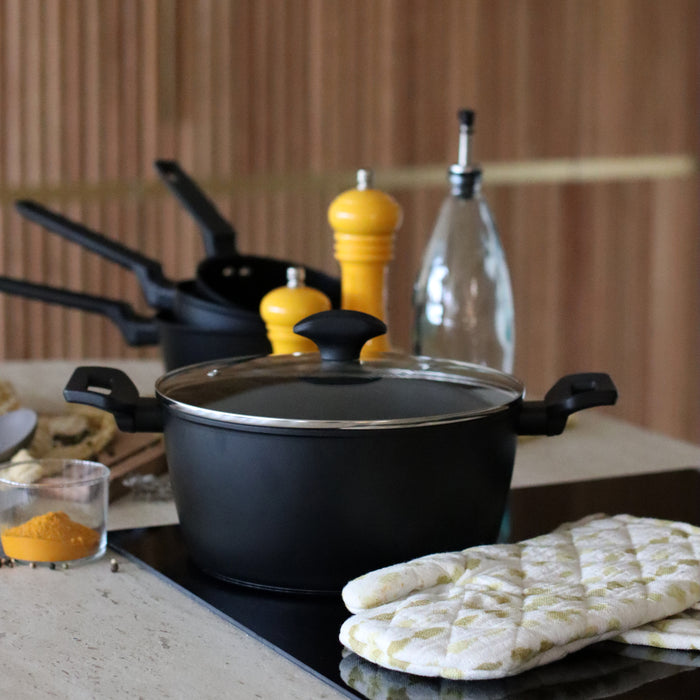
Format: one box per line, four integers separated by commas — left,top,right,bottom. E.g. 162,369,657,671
1,510,101,562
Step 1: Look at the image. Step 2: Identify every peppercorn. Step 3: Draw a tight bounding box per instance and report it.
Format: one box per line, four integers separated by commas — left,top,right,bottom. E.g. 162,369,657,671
49,562,56,570
110,558,119,573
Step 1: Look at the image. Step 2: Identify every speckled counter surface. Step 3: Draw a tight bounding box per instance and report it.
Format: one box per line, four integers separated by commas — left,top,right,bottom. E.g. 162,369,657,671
2,360,700,699
2,555,343,699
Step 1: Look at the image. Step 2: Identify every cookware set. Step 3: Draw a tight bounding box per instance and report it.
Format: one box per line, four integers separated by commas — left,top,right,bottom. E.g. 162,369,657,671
1,162,618,593
3,162,341,368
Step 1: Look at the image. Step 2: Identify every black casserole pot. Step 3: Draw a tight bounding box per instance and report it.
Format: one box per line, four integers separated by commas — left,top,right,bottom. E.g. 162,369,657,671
64,310,617,593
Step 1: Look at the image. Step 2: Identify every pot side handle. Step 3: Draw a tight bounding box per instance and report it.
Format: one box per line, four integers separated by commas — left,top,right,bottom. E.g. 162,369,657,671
516,373,618,436
63,367,162,433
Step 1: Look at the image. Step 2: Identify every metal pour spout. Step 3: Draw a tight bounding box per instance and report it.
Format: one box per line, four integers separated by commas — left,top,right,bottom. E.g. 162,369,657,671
457,108,475,170
449,108,482,198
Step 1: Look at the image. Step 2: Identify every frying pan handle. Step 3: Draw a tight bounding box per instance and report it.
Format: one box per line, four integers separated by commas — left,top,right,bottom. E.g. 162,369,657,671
0,276,159,346
154,160,238,257
64,367,162,433
14,200,177,311
516,373,618,436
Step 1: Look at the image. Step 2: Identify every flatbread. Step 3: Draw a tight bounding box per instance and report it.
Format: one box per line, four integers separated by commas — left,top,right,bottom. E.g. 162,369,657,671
28,405,116,460
0,376,116,462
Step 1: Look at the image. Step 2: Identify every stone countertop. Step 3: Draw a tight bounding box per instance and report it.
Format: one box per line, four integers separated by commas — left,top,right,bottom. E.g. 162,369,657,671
2,360,700,698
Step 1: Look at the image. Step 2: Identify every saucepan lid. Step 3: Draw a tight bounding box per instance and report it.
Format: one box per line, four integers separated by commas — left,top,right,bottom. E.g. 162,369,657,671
155,310,524,429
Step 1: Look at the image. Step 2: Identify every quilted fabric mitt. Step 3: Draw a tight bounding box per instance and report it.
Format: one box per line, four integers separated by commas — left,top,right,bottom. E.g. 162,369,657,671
338,646,698,700
615,601,700,649
339,514,700,680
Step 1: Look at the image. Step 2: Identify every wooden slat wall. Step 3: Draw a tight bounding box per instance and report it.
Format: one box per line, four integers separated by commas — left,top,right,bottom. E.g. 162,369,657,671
0,0,698,444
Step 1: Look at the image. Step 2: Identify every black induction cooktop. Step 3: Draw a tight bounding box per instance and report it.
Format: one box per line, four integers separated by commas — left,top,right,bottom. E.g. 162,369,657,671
109,468,700,699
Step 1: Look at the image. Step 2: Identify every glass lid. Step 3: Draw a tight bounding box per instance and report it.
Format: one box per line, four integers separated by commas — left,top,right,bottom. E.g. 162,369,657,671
155,311,523,429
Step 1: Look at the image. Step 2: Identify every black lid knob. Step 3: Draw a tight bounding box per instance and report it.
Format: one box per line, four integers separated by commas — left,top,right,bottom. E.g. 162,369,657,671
293,310,387,362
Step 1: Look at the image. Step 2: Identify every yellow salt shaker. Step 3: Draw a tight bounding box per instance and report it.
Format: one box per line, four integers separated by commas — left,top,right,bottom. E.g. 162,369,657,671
327,168,402,355
260,266,332,354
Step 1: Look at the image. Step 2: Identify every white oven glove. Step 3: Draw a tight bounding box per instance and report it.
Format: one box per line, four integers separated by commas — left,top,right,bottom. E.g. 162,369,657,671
614,601,700,649
338,644,700,700
339,514,700,680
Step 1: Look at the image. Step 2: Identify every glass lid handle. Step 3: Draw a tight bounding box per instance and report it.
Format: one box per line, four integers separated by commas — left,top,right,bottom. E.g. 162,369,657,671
293,310,387,362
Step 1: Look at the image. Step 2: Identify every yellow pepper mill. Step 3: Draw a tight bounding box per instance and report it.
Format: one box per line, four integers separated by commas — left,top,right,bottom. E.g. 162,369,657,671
327,168,402,354
260,266,332,354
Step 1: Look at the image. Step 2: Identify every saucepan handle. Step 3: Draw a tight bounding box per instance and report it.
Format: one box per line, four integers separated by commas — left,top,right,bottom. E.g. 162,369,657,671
0,276,159,347
154,159,238,257
64,367,163,433
15,200,177,312
516,373,618,436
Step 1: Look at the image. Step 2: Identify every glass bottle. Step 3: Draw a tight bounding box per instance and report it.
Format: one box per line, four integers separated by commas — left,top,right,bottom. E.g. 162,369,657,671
412,109,515,372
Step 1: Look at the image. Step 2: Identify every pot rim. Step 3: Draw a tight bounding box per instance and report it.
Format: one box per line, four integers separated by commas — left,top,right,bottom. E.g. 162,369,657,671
155,356,526,430
157,393,520,431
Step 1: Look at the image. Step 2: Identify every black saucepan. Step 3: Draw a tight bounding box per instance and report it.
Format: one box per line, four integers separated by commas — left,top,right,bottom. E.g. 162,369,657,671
14,200,265,331
0,276,271,369
63,310,618,593
154,160,341,310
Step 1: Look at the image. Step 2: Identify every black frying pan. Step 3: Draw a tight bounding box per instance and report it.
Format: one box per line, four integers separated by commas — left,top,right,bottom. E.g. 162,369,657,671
14,200,266,331
153,160,341,310
0,276,271,370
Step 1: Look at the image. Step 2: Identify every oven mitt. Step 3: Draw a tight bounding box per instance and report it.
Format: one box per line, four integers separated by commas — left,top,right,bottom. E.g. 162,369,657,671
614,601,700,649
338,646,699,700
339,514,700,680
